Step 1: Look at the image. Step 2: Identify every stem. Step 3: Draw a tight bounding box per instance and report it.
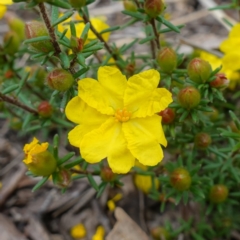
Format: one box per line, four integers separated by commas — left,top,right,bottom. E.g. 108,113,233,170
150,40,156,59
150,18,160,49
82,13,118,62
0,93,38,115
38,3,76,75
70,169,99,176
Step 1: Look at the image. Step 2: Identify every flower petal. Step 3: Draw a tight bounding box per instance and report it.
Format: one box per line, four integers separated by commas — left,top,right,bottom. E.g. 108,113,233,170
124,69,172,118
1,0,12,5
0,5,7,19
229,23,240,38
65,96,108,124
78,67,127,114
80,118,134,172
222,53,240,71
122,115,166,166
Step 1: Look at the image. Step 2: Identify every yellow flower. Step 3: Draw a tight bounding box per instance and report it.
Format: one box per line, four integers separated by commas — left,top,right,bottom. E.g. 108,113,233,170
23,137,57,176
92,226,105,240
200,51,240,89
220,23,240,72
59,14,110,42
0,0,13,19
107,193,123,211
66,66,172,173
70,223,86,239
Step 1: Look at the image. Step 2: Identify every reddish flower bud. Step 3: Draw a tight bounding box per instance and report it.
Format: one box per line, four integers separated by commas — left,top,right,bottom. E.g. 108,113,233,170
170,167,191,191
144,0,164,18
157,47,177,73
25,21,54,53
123,0,138,12
187,58,212,83
210,73,229,90
3,31,20,55
177,86,201,109
159,108,175,124
100,166,116,182
38,101,53,118
194,132,212,149
69,0,86,8
70,36,84,53
47,69,74,91
4,70,14,79
54,169,72,188
209,184,229,203
126,63,135,76
151,227,171,240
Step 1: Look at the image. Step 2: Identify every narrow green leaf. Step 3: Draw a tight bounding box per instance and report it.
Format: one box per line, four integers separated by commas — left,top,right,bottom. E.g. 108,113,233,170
139,36,155,44
73,67,89,79
24,36,51,44
63,157,84,169
70,21,76,37
156,16,180,33
121,10,145,20
58,152,75,166
59,52,70,69
87,174,99,191
51,6,59,23
80,22,90,39
49,0,72,9
16,72,30,96
99,26,120,34
96,182,107,198
52,11,74,28
2,84,19,94
32,176,49,192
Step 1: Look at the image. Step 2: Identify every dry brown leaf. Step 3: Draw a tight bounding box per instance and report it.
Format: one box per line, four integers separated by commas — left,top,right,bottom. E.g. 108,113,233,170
106,207,149,240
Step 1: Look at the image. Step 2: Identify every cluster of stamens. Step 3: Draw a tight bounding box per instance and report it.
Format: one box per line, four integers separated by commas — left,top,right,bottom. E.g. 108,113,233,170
115,109,131,122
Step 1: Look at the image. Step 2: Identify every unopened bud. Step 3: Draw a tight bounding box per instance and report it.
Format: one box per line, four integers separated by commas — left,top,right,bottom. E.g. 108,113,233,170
209,184,229,203
194,132,211,149
151,227,171,240
170,167,191,191
177,86,201,109
25,21,54,53
210,73,229,90
69,0,86,8
47,69,74,91
159,108,175,124
70,36,84,53
7,16,25,40
144,0,164,18
123,0,138,12
126,63,135,76
38,101,53,118
54,169,72,188
187,58,212,83
4,31,20,55
100,166,116,182
157,47,177,73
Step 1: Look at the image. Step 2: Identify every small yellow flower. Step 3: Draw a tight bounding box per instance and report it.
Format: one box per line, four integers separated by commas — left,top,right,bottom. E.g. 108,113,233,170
107,193,123,211
59,14,110,42
70,223,86,239
0,0,12,19
66,67,172,173
92,226,105,240
23,137,57,176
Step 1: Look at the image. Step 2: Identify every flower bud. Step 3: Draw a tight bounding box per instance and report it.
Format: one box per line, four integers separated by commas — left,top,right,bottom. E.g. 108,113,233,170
134,174,160,194
7,16,25,40
25,21,54,53
209,184,229,203
3,31,20,55
194,132,211,149
210,73,229,90
151,227,171,240
177,86,201,109
47,69,74,91
23,138,57,177
144,0,165,18
157,47,177,73
123,0,138,12
204,107,219,122
170,167,191,191
100,166,116,182
4,70,14,79
126,63,135,76
159,108,175,124
54,169,72,188
69,0,86,8
38,101,53,118
70,36,84,53
187,58,212,83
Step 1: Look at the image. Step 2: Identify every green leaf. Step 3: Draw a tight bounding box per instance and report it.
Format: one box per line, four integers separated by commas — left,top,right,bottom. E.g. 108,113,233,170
70,21,76,37
52,117,74,128
139,36,155,44
2,84,19,94
121,10,145,20
81,44,103,53
16,72,30,96
51,6,59,23
120,39,138,53
24,36,51,44
77,53,87,67
63,157,84,169
96,182,108,198
179,111,189,122
73,67,89,79
52,11,74,27
80,22,90,40
159,24,185,33
59,52,70,69
209,4,234,10
99,26,120,34
48,0,72,9
32,176,49,192
58,152,75,166
87,174,99,191
156,16,180,33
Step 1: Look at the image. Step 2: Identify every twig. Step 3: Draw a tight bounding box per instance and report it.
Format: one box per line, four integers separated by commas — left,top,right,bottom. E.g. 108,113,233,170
150,18,160,49
0,93,38,115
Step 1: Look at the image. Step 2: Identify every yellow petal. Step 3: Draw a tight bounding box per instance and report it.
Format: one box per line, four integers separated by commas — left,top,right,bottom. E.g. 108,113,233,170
124,69,172,118
65,96,108,124
122,115,166,166
1,0,13,4
0,5,7,19
78,67,127,114
81,118,134,173
200,51,222,70
229,23,240,38
220,38,240,53
222,53,240,71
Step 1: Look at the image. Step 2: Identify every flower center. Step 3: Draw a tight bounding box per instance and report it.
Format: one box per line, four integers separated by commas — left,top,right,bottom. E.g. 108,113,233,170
115,109,131,122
